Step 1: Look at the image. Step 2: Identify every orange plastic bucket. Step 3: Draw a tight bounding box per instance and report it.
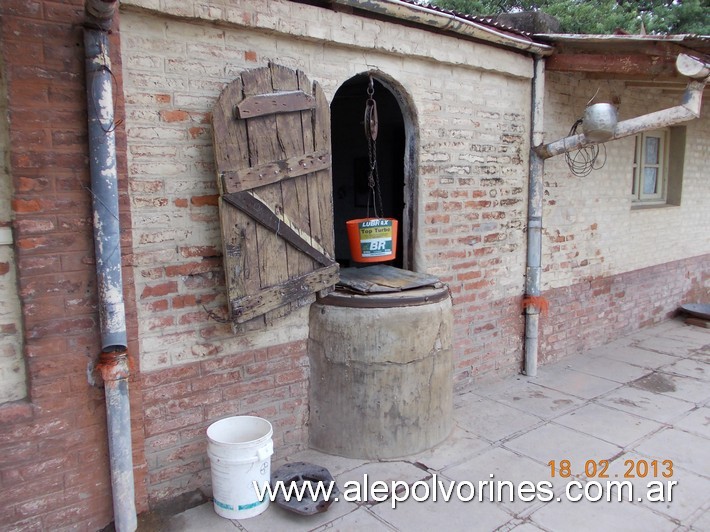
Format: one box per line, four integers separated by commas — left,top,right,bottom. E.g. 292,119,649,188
346,218,398,263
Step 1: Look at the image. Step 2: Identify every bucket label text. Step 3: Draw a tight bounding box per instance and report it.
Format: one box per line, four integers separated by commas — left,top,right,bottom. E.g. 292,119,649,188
358,219,394,257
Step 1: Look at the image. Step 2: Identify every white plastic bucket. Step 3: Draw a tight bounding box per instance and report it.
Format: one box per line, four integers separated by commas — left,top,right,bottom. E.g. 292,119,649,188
206,416,274,519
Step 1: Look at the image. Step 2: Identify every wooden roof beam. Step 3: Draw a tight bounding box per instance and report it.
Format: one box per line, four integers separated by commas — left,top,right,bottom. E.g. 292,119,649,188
546,53,677,78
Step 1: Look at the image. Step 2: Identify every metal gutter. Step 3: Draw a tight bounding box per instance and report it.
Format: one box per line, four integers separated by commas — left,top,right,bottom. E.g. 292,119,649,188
534,33,710,47
84,0,137,530
533,33,710,62
330,0,553,56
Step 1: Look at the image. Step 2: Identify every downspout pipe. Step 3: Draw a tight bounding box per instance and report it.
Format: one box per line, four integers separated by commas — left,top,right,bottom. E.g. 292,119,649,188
524,57,545,377
84,1,137,531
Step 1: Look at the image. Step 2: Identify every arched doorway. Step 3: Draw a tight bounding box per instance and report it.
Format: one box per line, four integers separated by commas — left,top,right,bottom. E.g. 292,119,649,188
330,73,417,269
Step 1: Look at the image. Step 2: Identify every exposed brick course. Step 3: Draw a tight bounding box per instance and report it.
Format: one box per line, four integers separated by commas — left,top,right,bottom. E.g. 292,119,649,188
139,338,308,506
0,1,148,528
540,255,709,364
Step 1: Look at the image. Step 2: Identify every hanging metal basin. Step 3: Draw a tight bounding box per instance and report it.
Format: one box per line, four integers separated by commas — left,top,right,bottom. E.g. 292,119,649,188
582,103,618,141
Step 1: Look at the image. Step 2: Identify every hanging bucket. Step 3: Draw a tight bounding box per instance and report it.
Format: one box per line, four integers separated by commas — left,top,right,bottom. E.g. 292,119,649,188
582,103,617,142
206,416,274,520
346,218,398,263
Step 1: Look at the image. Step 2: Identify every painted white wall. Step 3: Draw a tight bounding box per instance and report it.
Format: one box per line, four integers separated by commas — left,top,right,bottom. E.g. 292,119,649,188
120,0,534,372
541,71,710,290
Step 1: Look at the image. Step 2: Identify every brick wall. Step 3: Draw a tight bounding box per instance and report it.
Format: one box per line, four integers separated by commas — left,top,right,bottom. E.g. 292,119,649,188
3,0,707,525
119,2,708,508
540,254,708,364
534,71,710,361
141,338,309,507
0,2,147,529
541,72,710,288
540,72,710,361
119,0,535,506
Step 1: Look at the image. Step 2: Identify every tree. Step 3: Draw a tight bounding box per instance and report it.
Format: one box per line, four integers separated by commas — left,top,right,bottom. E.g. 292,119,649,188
430,0,710,35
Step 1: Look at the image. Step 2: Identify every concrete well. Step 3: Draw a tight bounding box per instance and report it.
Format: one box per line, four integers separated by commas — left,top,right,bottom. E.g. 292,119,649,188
308,286,453,459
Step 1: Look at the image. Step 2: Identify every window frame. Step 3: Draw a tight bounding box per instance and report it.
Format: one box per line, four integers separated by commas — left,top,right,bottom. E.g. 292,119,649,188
631,128,669,204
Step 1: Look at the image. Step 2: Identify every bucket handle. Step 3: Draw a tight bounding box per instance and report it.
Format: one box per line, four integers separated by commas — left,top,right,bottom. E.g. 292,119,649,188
257,441,273,461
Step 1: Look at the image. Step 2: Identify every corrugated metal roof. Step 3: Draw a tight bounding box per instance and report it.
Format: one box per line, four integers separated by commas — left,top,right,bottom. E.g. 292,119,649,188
536,33,710,56
396,0,535,37
361,1,710,57
295,1,710,61
325,0,553,55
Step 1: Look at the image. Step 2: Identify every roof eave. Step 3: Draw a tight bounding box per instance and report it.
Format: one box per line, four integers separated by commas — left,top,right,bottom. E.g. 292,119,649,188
329,0,553,56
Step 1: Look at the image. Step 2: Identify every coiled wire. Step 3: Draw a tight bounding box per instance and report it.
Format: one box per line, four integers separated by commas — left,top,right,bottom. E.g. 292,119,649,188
565,118,607,177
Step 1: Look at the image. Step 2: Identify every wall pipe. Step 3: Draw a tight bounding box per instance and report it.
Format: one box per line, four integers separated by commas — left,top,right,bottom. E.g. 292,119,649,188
536,54,709,160
84,1,137,530
524,57,546,377
524,53,708,377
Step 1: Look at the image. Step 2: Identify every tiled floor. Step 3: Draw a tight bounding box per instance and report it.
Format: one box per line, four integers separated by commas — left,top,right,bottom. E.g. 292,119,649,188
162,319,710,531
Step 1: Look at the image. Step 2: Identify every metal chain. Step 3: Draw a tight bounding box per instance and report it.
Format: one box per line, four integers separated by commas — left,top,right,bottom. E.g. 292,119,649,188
364,76,384,218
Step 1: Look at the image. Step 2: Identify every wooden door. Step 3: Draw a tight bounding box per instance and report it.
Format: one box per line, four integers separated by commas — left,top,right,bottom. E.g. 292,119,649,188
212,63,338,326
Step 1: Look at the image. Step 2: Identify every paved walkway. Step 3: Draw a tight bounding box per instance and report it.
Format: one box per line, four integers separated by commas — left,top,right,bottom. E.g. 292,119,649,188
163,318,709,531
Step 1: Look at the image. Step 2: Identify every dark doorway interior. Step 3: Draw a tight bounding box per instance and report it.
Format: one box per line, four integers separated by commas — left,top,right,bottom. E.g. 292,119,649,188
330,75,405,268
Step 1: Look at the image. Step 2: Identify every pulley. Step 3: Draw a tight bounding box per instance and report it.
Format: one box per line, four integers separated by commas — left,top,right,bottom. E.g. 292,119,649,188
364,77,378,141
